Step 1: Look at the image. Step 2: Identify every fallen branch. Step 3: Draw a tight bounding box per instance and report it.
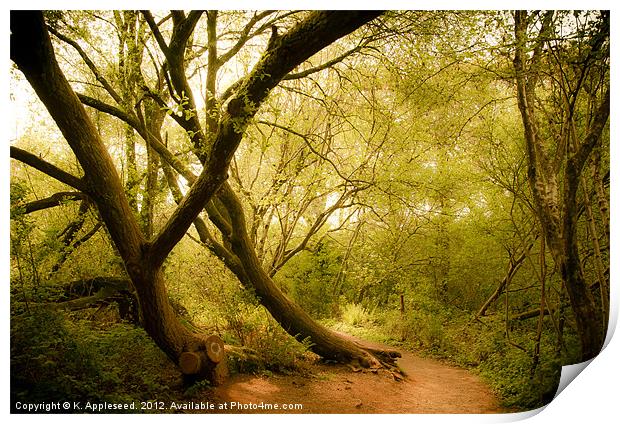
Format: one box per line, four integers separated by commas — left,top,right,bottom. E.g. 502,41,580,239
512,307,551,321
58,276,138,322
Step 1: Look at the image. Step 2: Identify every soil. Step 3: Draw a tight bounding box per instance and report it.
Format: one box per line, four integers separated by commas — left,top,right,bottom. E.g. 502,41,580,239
211,334,506,414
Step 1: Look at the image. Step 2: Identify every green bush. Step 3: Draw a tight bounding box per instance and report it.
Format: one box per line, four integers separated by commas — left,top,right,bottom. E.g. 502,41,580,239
11,307,178,410
11,308,113,405
222,303,314,373
275,242,342,319
341,303,373,327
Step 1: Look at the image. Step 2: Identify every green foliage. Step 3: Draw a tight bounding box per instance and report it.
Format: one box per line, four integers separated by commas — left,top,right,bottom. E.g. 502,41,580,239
10,180,34,252
10,10,607,414
241,317,315,373
11,307,177,408
276,242,342,318
161,92,195,121
164,241,314,373
11,308,105,404
341,303,373,327
373,283,451,353
183,379,212,397
472,324,571,409
216,290,314,373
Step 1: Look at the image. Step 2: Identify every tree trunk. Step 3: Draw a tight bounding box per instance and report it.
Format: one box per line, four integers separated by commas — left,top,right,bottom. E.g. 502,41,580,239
11,11,224,383
217,183,400,367
513,11,608,360
126,264,225,380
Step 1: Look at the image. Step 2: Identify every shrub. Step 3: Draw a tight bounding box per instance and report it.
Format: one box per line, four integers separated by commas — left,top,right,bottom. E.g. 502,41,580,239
341,303,373,327
275,242,342,319
11,308,112,406
11,307,178,410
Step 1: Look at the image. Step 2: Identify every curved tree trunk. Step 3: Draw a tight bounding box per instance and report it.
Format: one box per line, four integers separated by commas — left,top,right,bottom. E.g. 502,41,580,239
128,265,228,383
217,183,400,368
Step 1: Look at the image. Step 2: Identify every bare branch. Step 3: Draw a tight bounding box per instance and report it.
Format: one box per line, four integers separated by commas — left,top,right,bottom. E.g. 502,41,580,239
270,187,365,275
47,25,123,105
283,44,364,80
78,94,141,129
15,191,88,214
217,11,276,66
144,10,207,155
10,146,87,192
257,120,366,185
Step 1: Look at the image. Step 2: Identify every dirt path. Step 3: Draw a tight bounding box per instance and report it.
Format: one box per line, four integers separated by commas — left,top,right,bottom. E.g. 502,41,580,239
212,335,504,414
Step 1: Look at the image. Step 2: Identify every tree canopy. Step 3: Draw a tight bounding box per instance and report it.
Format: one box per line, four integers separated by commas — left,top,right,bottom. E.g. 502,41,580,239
10,10,609,410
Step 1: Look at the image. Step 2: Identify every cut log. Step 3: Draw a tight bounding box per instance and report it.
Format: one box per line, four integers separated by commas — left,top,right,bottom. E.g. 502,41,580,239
205,334,225,363
179,334,226,380
179,351,204,375
179,353,229,385
211,357,230,386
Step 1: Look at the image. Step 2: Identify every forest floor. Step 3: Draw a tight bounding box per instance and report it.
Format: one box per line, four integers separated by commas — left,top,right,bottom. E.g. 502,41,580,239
211,333,506,414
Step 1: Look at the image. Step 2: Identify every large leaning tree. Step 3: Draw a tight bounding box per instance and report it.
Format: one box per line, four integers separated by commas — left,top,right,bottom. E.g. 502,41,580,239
10,10,401,383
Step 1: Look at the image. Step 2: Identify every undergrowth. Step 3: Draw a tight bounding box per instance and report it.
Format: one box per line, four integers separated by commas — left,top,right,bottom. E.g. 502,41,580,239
10,307,180,412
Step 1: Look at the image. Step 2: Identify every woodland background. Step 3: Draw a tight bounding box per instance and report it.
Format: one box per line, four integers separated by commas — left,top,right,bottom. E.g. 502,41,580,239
9,10,609,412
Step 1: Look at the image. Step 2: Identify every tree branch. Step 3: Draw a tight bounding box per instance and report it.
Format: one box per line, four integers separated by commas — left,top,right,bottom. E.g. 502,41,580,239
144,9,207,155
257,120,365,184
205,10,220,135
10,146,87,192
217,11,276,66
78,93,142,129
141,11,169,56
283,44,364,80
148,11,382,267
47,25,123,105
270,187,363,276
15,191,88,214
162,162,244,274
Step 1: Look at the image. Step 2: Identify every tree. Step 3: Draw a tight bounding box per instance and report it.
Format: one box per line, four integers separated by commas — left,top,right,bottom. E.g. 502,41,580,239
10,10,392,382
512,11,609,360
